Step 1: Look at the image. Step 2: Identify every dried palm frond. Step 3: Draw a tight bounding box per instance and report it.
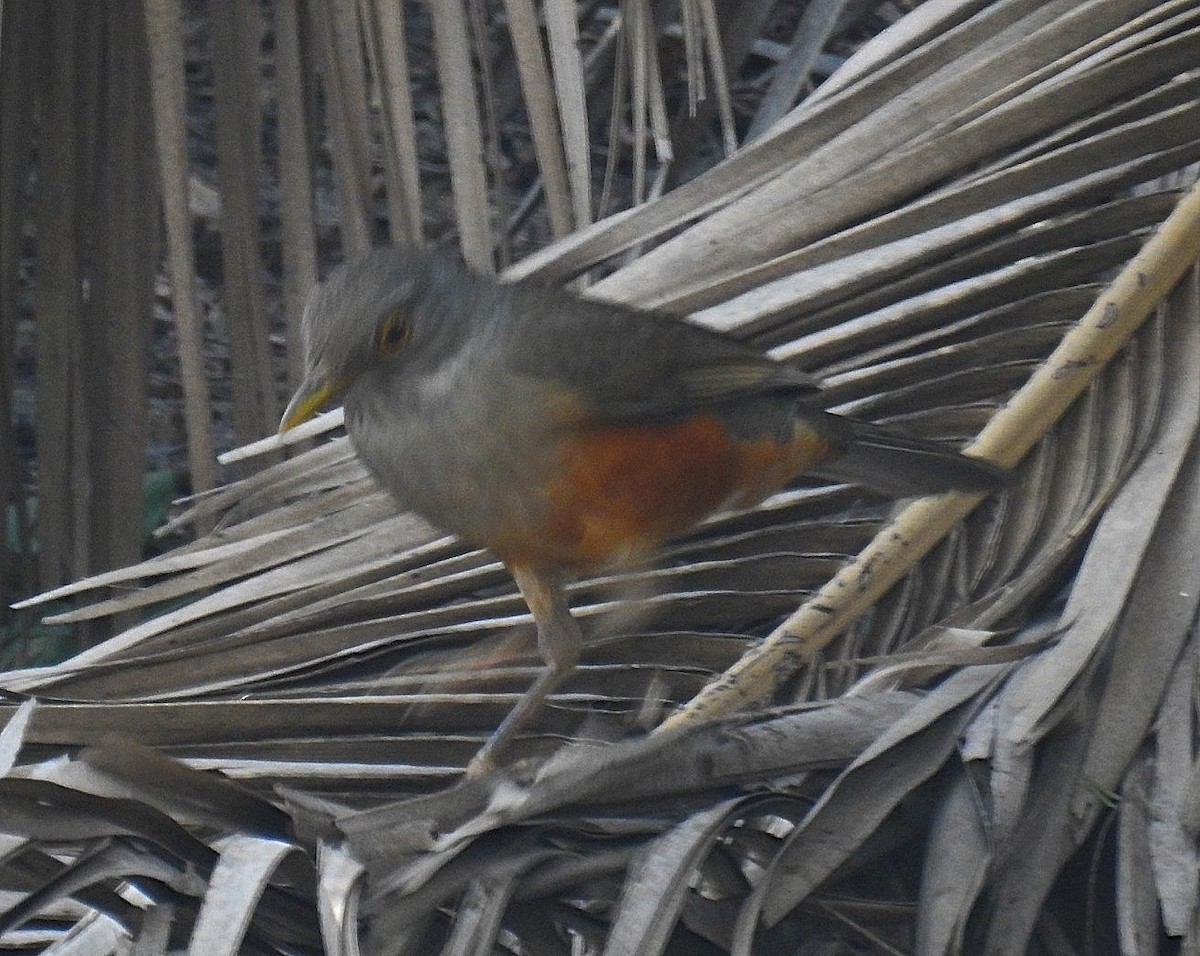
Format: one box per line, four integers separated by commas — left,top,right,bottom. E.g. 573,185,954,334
4,2,1200,954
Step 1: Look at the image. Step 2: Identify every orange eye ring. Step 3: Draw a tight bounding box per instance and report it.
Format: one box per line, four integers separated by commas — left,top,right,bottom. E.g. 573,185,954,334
376,311,412,356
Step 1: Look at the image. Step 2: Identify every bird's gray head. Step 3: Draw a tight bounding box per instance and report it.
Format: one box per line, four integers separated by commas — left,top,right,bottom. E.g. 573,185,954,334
279,245,471,432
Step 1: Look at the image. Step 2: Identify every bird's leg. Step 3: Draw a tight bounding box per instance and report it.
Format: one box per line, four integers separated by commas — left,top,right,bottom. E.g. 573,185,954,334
465,565,581,776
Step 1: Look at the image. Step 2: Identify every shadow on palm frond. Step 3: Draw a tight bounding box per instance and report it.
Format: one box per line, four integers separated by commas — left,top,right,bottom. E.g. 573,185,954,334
4,2,1200,953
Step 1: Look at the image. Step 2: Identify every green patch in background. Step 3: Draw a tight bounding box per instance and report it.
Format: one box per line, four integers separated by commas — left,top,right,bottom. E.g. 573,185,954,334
2,468,179,668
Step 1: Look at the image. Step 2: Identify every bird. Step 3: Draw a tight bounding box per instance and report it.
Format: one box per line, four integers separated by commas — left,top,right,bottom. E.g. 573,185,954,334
279,245,1005,773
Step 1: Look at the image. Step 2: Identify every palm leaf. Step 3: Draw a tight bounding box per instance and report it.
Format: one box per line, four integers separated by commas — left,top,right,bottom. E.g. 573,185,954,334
4,2,1200,954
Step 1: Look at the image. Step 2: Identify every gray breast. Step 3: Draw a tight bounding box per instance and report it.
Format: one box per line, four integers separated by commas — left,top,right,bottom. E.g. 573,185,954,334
343,351,561,549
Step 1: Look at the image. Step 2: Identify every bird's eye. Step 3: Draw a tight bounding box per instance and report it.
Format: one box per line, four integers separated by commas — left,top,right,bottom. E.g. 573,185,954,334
376,310,412,356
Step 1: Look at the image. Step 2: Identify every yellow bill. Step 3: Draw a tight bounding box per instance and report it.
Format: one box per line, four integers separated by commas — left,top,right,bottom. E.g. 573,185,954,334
279,375,351,433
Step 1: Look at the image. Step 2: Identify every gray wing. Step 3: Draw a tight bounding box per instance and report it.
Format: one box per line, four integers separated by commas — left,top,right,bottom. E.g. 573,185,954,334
501,280,821,423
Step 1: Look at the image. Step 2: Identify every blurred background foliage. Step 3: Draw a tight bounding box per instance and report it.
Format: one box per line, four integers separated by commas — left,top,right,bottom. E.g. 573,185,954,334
1,0,892,650
0,0,910,652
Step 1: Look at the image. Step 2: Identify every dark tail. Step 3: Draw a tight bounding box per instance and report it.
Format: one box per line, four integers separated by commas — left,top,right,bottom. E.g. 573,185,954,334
813,415,1008,498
